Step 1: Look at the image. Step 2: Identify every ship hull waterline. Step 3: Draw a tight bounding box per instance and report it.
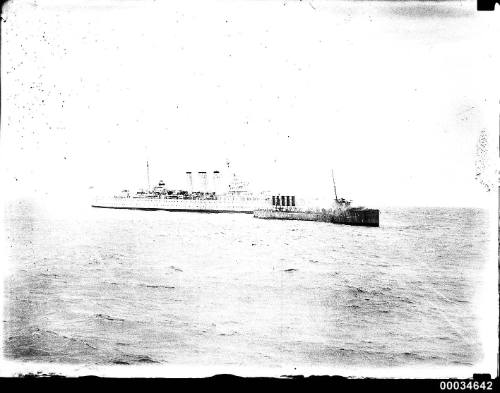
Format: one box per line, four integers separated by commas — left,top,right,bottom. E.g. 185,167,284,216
91,205,255,214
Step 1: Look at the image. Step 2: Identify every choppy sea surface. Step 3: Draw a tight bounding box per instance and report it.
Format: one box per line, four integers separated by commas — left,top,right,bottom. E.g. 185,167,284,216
2,201,491,368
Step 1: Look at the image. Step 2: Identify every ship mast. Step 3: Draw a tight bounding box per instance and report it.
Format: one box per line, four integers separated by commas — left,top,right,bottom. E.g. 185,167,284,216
146,161,150,191
331,169,338,202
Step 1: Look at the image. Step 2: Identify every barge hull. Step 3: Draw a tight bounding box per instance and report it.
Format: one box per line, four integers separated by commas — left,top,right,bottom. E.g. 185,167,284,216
253,209,379,227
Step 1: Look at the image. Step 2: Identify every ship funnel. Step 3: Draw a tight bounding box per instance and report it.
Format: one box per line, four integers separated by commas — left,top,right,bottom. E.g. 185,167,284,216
198,171,208,193
186,172,193,193
213,171,221,194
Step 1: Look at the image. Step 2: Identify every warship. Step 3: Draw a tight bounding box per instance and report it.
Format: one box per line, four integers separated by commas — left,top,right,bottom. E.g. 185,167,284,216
91,163,269,213
253,171,380,227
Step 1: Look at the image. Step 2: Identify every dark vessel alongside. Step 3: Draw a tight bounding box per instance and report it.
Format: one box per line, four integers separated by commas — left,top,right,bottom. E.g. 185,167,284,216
253,171,380,227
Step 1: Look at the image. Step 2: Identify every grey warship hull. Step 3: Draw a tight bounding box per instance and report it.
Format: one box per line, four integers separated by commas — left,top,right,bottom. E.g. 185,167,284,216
91,205,254,214
91,195,264,214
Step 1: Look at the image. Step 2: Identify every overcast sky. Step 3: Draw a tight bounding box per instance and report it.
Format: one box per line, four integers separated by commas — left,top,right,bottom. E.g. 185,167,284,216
1,0,499,208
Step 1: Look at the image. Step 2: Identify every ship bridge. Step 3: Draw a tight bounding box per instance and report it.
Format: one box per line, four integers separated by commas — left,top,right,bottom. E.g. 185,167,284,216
228,175,250,194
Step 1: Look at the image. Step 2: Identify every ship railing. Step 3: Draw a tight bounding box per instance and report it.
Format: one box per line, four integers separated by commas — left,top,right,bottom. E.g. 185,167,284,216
271,206,300,212
267,206,344,214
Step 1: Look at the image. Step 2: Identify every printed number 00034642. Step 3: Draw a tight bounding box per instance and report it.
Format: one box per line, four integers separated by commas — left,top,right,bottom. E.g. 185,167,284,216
440,381,493,391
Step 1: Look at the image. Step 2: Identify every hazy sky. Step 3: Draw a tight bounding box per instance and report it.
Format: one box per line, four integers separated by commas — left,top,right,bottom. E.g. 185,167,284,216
1,0,499,208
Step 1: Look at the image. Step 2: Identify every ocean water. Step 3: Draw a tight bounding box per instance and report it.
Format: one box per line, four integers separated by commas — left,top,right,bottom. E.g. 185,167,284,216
2,201,491,368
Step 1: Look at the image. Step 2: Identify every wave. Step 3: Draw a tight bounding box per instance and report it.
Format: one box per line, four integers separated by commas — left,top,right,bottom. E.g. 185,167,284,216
5,327,98,361
40,273,60,278
169,265,183,272
113,353,160,365
139,284,175,289
95,313,125,322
